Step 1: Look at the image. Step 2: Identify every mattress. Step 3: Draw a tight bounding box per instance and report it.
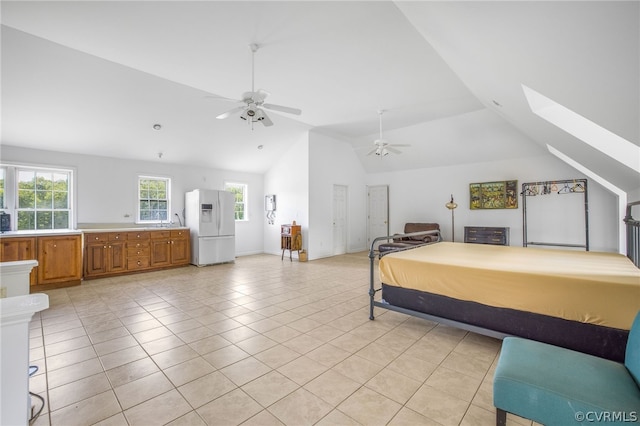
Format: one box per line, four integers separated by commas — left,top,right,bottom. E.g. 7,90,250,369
379,242,640,330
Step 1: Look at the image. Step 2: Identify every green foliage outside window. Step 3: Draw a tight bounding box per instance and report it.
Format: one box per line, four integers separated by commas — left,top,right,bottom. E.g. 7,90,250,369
225,183,247,221
16,170,70,230
0,169,4,209
138,177,169,222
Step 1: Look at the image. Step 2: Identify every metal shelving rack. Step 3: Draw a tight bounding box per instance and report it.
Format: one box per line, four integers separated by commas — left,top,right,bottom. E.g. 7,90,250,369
522,179,589,251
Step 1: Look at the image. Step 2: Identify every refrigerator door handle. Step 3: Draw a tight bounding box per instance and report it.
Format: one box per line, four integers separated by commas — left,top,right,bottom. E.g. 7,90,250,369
217,200,221,232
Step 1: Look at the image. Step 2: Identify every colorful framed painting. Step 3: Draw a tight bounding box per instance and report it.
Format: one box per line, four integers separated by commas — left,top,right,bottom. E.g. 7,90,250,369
470,180,518,209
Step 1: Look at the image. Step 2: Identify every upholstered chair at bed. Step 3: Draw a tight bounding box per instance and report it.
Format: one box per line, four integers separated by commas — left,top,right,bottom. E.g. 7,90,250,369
493,311,640,425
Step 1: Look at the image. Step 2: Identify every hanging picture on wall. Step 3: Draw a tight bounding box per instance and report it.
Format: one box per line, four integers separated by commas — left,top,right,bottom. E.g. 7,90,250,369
470,180,518,209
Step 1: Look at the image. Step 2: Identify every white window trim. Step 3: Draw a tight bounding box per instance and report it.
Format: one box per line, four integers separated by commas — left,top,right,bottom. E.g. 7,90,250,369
136,174,172,225
0,162,76,231
522,84,640,173
224,181,249,222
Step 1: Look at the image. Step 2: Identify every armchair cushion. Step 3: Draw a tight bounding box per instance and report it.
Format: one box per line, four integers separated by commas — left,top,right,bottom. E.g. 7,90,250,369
393,223,440,243
380,222,441,255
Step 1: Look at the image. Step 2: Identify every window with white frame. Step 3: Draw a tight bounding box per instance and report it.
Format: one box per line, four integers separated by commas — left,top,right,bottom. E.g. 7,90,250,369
0,168,5,210
0,164,73,231
224,182,248,221
137,176,171,223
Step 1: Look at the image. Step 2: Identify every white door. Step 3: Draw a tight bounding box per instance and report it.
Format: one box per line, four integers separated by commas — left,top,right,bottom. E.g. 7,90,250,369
333,185,348,255
367,185,389,250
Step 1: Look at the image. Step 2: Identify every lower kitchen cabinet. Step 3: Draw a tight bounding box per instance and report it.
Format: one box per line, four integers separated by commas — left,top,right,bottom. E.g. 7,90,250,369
170,229,190,264
126,231,150,272
1,234,82,290
37,235,82,285
84,232,127,278
150,230,172,268
0,237,37,285
83,228,190,280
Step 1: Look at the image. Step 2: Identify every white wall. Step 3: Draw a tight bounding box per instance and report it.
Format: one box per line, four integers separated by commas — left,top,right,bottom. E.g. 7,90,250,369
263,135,310,257
366,153,619,252
308,130,368,259
2,140,625,257
0,145,265,256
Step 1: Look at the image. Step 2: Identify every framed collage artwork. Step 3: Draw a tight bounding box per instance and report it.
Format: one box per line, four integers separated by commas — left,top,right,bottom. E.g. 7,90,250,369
470,180,518,209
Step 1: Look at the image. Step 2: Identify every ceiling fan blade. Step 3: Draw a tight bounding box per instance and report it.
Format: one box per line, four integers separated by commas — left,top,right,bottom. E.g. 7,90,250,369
205,94,243,103
366,147,379,156
216,105,246,119
386,146,402,154
263,103,302,115
389,144,411,148
256,89,270,100
259,110,274,127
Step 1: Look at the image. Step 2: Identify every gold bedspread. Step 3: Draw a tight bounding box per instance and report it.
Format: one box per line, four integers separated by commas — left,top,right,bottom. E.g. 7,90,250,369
379,242,640,330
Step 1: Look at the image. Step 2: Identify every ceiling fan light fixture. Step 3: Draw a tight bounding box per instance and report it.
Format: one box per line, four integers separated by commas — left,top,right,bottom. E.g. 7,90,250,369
365,109,410,157
374,146,389,156
214,43,301,128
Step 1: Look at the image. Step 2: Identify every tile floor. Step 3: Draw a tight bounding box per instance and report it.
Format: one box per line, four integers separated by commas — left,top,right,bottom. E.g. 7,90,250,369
27,252,536,426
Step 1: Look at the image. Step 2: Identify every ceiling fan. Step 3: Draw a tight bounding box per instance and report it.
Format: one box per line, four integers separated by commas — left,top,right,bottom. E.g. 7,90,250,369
367,110,410,156
215,44,302,127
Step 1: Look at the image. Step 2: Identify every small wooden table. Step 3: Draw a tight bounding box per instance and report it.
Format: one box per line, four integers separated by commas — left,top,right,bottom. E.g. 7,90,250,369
281,224,302,261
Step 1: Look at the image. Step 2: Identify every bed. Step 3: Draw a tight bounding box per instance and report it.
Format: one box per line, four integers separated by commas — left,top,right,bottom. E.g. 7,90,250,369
368,237,640,362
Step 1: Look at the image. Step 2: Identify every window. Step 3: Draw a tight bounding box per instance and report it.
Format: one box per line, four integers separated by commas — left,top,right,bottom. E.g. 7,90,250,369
225,182,248,221
522,84,639,172
0,164,74,231
137,176,171,223
0,168,5,209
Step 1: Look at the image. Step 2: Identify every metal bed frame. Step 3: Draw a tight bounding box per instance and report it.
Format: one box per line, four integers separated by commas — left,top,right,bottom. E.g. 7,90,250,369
624,200,640,267
367,230,510,340
367,232,633,361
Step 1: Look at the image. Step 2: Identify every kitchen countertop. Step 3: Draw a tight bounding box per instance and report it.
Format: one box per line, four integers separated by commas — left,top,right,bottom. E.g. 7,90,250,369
0,227,189,237
81,226,189,233
0,229,83,237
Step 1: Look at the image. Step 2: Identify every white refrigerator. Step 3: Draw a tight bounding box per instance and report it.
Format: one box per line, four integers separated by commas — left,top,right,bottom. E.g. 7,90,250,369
185,189,236,266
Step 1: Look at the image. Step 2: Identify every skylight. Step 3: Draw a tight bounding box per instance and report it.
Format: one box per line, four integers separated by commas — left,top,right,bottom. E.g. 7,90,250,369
522,85,639,173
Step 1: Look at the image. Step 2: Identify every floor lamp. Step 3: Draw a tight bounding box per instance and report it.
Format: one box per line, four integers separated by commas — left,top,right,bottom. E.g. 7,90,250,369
445,194,458,242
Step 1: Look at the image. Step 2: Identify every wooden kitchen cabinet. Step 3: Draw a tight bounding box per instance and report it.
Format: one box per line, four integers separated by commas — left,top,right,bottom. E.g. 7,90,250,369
0,237,37,285
84,232,127,278
83,228,190,279
37,235,82,286
150,229,190,267
170,229,190,265
126,231,150,272
150,230,172,268
1,233,81,290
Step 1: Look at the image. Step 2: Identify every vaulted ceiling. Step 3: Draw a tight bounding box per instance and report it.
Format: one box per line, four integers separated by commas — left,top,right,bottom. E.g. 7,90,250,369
1,1,638,190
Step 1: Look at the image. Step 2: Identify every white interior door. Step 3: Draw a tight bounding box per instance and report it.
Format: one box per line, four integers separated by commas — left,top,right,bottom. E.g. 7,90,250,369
333,185,348,255
367,185,389,250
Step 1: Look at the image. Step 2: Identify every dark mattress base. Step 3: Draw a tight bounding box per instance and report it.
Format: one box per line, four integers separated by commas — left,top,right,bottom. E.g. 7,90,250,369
380,284,629,362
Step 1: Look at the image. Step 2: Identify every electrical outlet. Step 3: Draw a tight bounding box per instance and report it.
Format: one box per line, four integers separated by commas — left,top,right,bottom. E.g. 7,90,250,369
0,287,7,298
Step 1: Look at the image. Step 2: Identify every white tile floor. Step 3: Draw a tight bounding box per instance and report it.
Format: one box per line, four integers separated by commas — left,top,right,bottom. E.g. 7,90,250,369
27,252,535,425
